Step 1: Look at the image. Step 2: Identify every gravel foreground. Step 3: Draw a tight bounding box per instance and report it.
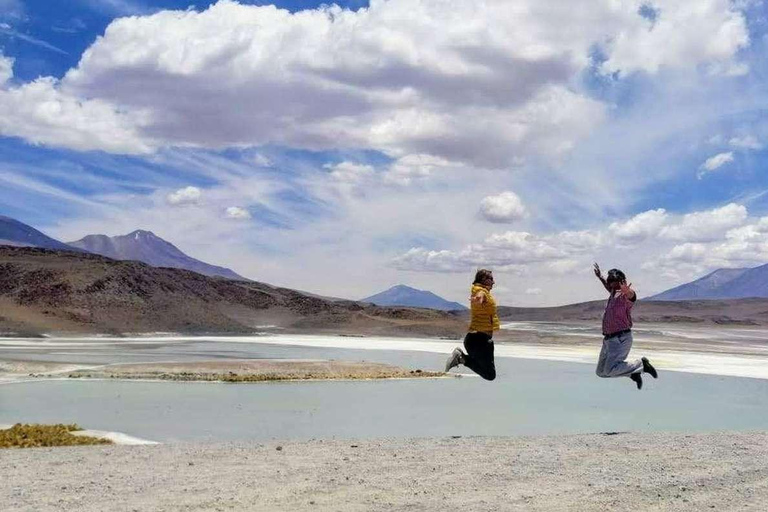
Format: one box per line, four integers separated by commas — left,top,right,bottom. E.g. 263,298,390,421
3,432,768,511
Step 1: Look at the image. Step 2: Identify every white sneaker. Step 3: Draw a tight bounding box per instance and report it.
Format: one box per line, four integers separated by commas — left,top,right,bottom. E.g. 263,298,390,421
445,348,464,372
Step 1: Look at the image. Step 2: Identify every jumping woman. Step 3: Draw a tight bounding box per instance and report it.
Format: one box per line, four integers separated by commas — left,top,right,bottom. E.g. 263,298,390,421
444,268,499,381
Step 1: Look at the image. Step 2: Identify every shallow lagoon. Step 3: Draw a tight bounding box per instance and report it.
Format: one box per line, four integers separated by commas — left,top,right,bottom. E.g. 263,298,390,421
2,334,768,442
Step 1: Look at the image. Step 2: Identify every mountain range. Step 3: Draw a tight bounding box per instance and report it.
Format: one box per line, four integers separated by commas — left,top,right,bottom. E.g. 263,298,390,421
0,216,82,252
68,230,245,280
0,216,243,280
362,285,467,311
649,265,768,300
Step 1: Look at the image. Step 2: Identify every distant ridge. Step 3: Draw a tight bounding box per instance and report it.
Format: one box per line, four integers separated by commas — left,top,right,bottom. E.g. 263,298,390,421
649,268,750,300
363,285,467,311
649,266,768,301
68,230,245,280
0,216,82,252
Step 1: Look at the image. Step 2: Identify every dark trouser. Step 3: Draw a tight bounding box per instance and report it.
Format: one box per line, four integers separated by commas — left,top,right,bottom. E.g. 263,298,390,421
463,331,496,381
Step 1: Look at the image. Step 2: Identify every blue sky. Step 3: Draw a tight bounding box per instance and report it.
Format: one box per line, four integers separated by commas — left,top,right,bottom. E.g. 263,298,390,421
2,0,768,305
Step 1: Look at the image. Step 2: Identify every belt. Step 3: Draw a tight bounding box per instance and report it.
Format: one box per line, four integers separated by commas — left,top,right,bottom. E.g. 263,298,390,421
604,328,631,338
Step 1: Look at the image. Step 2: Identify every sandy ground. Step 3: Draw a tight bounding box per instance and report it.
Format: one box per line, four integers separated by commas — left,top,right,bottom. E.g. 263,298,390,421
1,432,767,511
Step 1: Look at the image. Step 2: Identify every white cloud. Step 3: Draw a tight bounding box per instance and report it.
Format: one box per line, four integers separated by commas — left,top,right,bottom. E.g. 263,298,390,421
393,231,571,273
647,214,768,279
552,230,603,251
225,206,251,219
729,135,763,150
608,209,668,243
659,203,748,242
0,53,12,85
326,161,375,184
479,191,527,223
546,259,582,275
667,242,709,263
0,0,743,162
601,0,749,76
0,71,152,154
525,287,542,295
391,248,468,273
698,151,734,177
166,186,202,205
382,154,455,186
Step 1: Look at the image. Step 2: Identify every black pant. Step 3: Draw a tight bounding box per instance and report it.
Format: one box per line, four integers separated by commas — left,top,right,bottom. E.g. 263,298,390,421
463,332,496,381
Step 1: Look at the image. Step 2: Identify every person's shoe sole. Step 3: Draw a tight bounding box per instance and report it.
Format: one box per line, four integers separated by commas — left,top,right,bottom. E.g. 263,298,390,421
445,348,463,372
630,372,643,390
641,357,658,379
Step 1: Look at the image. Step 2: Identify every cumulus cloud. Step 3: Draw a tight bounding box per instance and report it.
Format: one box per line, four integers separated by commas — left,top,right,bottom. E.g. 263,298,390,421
0,0,747,162
0,56,153,154
166,186,202,205
659,203,748,242
646,213,768,279
394,202,753,282
225,206,251,219
393,230,579,272
608,209,668,243
600,0,749,76
698,151,734,177
479,191,527,223
667,242,710,263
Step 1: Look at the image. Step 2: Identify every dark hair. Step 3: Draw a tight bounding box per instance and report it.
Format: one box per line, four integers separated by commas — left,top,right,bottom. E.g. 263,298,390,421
473,268,493,285
606,268,626,283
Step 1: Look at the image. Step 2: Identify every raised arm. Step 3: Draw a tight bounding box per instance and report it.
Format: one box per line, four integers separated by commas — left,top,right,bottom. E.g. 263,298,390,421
593,262,611,292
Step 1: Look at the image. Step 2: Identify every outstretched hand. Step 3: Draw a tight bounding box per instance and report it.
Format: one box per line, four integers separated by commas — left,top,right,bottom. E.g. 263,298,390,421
619,281,635,299
593,262,602,279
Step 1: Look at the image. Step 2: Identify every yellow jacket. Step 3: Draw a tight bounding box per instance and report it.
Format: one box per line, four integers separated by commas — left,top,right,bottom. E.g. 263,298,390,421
468,284,500,334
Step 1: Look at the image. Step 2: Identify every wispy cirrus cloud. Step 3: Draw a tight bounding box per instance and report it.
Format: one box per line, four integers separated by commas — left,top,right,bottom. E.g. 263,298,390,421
0,24,68,55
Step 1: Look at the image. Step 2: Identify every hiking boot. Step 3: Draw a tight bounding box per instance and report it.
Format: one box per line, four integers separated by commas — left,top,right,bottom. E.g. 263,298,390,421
642,357,658,379
445,348,464,372
630,372,643,390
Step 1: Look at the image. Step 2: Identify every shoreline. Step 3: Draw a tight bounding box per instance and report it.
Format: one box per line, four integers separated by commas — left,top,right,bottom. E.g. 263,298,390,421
2,432,767,511
4,323,768,380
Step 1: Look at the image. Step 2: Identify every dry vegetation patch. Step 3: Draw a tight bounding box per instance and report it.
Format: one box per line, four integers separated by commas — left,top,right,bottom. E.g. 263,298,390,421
65,360,445,382
0,423,112,449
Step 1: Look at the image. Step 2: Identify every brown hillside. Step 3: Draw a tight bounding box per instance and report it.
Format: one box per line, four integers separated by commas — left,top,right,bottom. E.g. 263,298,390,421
0,247,465,337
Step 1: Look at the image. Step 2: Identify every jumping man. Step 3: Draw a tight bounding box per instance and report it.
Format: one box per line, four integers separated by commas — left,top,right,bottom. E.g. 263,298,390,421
593,263,658,390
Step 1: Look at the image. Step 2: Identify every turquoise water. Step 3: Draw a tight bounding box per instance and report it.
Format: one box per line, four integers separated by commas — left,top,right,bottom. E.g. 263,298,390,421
2,341,768,442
